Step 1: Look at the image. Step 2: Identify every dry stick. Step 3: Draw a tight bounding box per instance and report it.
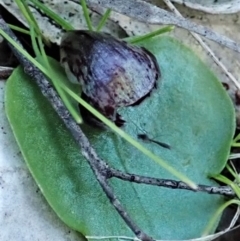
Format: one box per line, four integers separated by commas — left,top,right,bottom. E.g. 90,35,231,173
83,0,240,53
0,16,153,241
163,0,240,90
0,14,237,241
107,168,235,198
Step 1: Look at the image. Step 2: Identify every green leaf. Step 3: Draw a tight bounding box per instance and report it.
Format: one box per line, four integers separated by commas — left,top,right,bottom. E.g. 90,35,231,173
5,36,235,240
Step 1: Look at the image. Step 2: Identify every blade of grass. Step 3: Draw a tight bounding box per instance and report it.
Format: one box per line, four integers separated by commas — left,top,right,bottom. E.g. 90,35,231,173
231,133,240,147
29,0,74,31
96,9,111,32
30,26,41,59
202,199,240,236
80,0,94,31
15,0,32,27
0,29,48,75
8,24,30,35
125,26,174,44
231,143,240,147
226,164,239,181
229,162,240,183
20,0,41,35
16,0,50,45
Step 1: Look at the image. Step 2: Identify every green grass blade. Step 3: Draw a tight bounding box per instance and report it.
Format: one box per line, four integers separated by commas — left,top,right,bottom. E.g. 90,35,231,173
8,24,30,35
80,0,93,31
125,26,174,44
15,0,32,26
20,0,41,34
96,9,111,32
16,0,50,45
0,29,48,75
228,162,240,183
29,0,74,31
30,26,41,59
202,199,240,236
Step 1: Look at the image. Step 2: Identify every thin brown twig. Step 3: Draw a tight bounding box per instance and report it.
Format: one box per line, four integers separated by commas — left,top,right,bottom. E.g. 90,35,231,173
107,167,235,198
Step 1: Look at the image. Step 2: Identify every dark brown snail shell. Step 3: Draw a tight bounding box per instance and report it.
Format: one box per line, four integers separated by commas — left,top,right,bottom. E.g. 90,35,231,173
60,30,160,126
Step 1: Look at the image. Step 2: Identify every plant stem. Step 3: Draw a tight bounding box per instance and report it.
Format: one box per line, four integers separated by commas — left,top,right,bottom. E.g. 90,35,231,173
29,0,74,31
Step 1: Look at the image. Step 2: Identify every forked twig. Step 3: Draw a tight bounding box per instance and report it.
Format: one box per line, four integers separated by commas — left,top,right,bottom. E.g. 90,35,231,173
0,15,237,241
